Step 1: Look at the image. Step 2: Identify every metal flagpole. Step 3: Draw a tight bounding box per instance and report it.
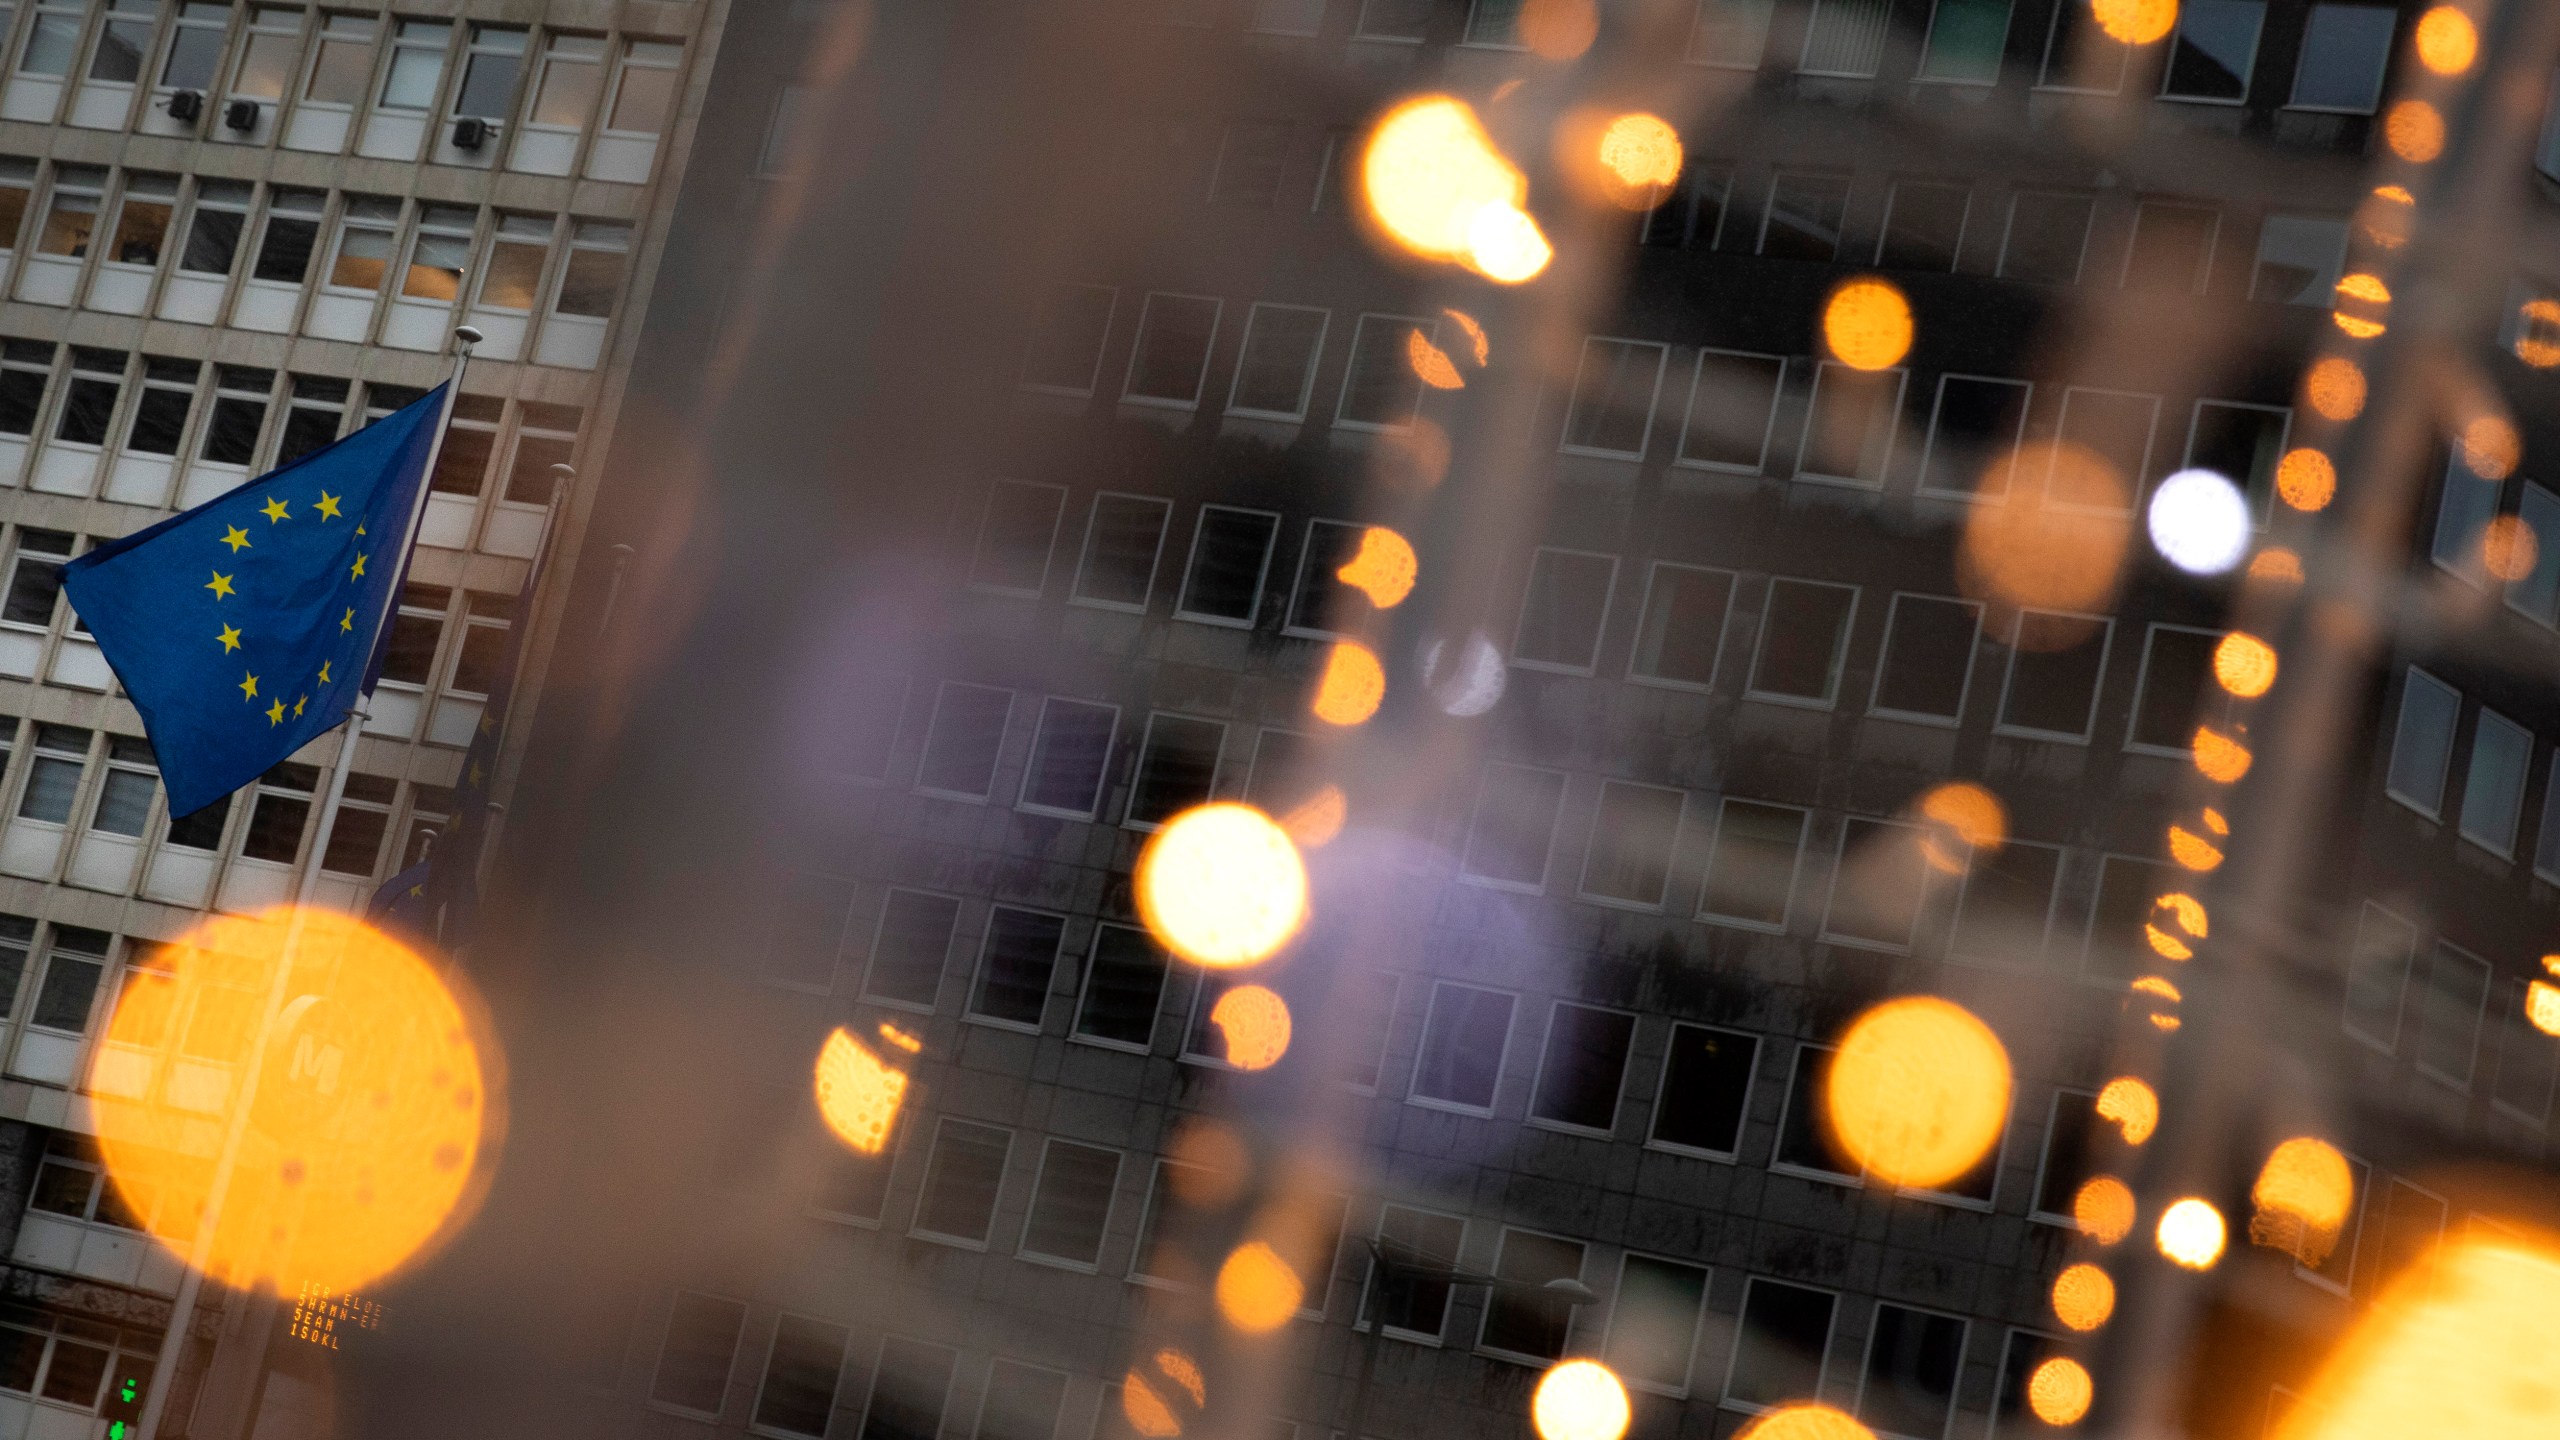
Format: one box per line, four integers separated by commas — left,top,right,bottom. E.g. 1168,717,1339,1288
463,463,574,909
132,327,482,1440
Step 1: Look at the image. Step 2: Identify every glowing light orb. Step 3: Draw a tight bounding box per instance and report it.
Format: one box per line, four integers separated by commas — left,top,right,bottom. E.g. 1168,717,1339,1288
1422,632,1507,716
1596,112,1683,206
1338,527,1418,608
2146,892,2208,962
2414,6,2477,74
2157,1198,2227,1269
1822,278,1914,371
2168,822,2225,872
1210,984,1293,1070
1468,203,1554,283
1734,1403,1878,1440
1520,0,1599,58
1407,329,1465,390
1917,781,2006,873
1361,96,1526,264
2091,0,2176,44
2193,725,2251,783
1443,307,1489,364
89,907,499,1296
2303,358,2366,421
2074,1176,2137,1244
2275,1239,2560,1440
815,1027,908,1154
2029,1357,2093,1425
2384,100,2444,162
2277,449,2336,511
2359,185,2414,250
2095,1077,2159,1145
2251,1137,2354,1265
2214,632,2276,698
2331,272,2390,339
1137,804,1309,967
1532,1360,1632,1440
1824,996,2012,1190
2249,547,2305,583
2052,1263,2116,1331
2480,516,2539,583
1216,1241,1305,1333
1312,640,1387,726
2147,468,2251,575
2461,414,2521,479
1279,785,1347,848
2528,979,2560,1036
1123,1349,1205,1438
2515,299,2560,368
1959,444,2132,614
1166,1119,1250,1207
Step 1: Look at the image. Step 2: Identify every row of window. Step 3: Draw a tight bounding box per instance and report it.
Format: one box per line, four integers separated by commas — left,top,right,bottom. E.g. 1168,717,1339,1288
0,2,681,183
0,163,630,367
2340,899,2558,1119
2383,665,2560,873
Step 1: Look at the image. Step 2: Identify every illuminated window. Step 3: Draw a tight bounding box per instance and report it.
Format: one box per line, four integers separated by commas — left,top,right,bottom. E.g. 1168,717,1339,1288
2413,943,2492,1090
1628,562,1735,689
965,907,1064,1030
1125,713,1223,830
1580,780,1687,908
1017,697,1118,819
1990,1330,2072,1439
1916,0,2011,83
2288,3,2396,113
1122,293,1222,408
1074,925,1169,1051
1528,1002,1636,1133
2342,901,2418,1053
1950,841,2062,968
2160,0,2263,102
1019,1139,1121,1269
2457,709,2532,856
2080,855,2172,984
1366,1204,1465,1337
322,196,400,295
2384,667,2461,817
1798,361,1904,487
1513,548,1618,672
1227,304,1329,419
860,1337,959,1440
914,682,1013,801
2491,978,2560,1126
978,1362,1072,1440
913,1120,1012,1247
1460,764,1568,890
2249,215,2347,304
1639,163,1731,249
1998,192,2093,283
1748,578,1858,705
1877,180,1971,269
2126,625,2219,753
863,889,958,1010
1650,1024,1758,1158
1605,1253,1711,1396
1760,172,1850,261
1563,338,1669,458
1346,972,1400,1091
104,173,173,271
2502,483,2560,627
752,1315,850,1439
1411,980,1516,1112
1699,798,1807,930
1688,0,1776,68
1677,349,1786,472
1285,518,1370,637
1800,0,1891,77
1723,1277,1838,1409
1859,1305,1967,1440
650,1291,746,1416
2123,201,2219,291
1478,1228,1587,1362
1870,594,1983,723
1336,314,1432,430
1210,121,1291,207
1071,492,1171,612
1995,611,2112,742
1772,1042,1859,1180
1174,506,1280,626
1018,284,1116,395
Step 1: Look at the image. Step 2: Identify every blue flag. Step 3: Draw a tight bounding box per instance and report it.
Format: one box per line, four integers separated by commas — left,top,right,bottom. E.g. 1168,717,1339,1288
62,385,448,818
366,857,436,947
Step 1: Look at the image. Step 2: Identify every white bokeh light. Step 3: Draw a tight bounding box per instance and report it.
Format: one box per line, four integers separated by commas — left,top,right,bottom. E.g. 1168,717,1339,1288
2148,468,2252,575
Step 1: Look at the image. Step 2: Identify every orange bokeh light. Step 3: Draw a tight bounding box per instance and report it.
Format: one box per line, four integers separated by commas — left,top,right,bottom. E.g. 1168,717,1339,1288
1210,984,1293,1070
1958,446,2133,617
2214,632,2277,697
2481,516,2539,583
2052,1263,2116,1331
2304,358,2366,420
2385,100,2445,162
2525,979,2560,1036
1822,278,1914,371
1312,640,1387,725
1280,784,1347,847
1918,781,2006,873
2333,273,2390,339
1138,804,1309,967
1825,996,2012,1190
1215,1240,1305,1333
2277,448,2336,510
2193,725,2252,783
2157,1197,2228,1269
2096,1076,2159,1145
2414,5,2478,74
2461,414,2521,479
2249,547,2306,583
2274,1238,2560,1440
1521,0,1599,57
2029,1357,2093,1425
2091,0,2177,44
2251,1137,2355,1265
1407,329,1464,389
1595,112,1683,207
2515,298,2560,368
1337,527,1418,608
1361,95,1521,262
2146,892,2208,961
2074,1176,2137,1244
815,1026,908,1154
1734,1403,1878,1440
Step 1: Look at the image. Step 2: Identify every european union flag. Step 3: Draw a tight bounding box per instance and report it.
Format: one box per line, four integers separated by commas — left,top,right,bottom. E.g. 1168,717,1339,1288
62,385,448,819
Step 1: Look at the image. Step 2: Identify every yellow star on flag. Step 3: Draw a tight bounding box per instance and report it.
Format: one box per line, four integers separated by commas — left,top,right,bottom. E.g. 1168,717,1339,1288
206,571,235,599
220,526,251,553
350,554,367,580
238,672,258,701
260,497,290,523
293,695,306,718
216,624,241,653
314,492,342,521
340,607,355,633
317,660,332,684
266,699,286,725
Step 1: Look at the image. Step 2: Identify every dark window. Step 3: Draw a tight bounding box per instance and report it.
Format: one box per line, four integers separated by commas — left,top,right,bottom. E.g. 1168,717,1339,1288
177,188,247,275
1461,765,1566,888
1679,351,1785,471
1761,173,1849,260
752,1316,849,1439
0,915,30,1022
813,1145,893,1223
1998,613,2110,738
1286,518,1369,636
1871,596,1980,720
125,359,195,455
2161,0,2263,102
1951,842,2062,967
54,356,123,446
1176,507,1279,624
1563,339,1666,455
1514,548,1617,671
1922,376,2029,496
1725,1279,1837,1407
1750,579,1857,703
1228,305,1327,416
2129,627,2218,750
971,481,1063,595
1604,1255,1709,1394
198,367,273,466
968,907,1063,1028
1879,181,1970,269
1629,563,1733,687
251,194,322,283
2122,201,2217,293
1651,1025,1757,1156
1478,1230,1585,1360
1800,363,1900,484
651,1292,747,1414
916,683,1011,798
1369,1205,1464,1336
1861,1306,1966,1440
2032,1091,2096,1218
1528,1003,1634,1132
1131,1157,1205,1283
1337,316,1427,428
2289,3,2395,112
240,764,317,864
1775,1043,1858,1176
163,793,228,851
1992,1331,2075,1440
1126,715,1222,828
865,890,958,1008
30,928,106,1033
0,343,52,436
1123,294,1220,405
2081,855,2170,983
1020,284,1114,393
1210,122,1290,208
3,529,73,628
2000,192,2093,283
861,1338,957,1440
1020,1139,1120,1267
1581,781,1685,907
1700,800,1805,927
1641,164,1729,249
1018,698,1116,817
1075,925,1168,1049
1824,818,1930,951
1412,982,1515,1110
1073,494,1170,609
913,1121,1010,1244
2186,401,2287,517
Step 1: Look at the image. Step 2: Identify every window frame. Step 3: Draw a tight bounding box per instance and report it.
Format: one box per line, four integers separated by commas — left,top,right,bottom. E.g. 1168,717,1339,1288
1625,560,1737,693
1768,1041,1863,1186
1509,546,1620,676
1645,1021,1761,1162
1674,348,1787,475
1817,816,1933,954
912,680,1012,803
1457,762,1569,894
1696,796,1809,933
1013,695,1120,822
2156,0,2267,106
962,904,1066,1034
1559,336,1671,460
2456,707,2532,858
1865,592,1985,726
1523,998,1638,1138
2122,622,2222,757
1916,373,2030,500
1852,1302,1971,1440
747,1312,850,1440
1744,576,1861,709
1990,610,2114,744
1014,1136,1123,1273
2383,667,2461,819
1577,777,1688,911
1118,291,1224,410
1720,1274,1842,1413
2412,941,2493,1092
1793,360,1907,489
908,1117,1014,1250
1067,490,1173,615
1407,979,1518,1118
1223,302,1331,421
1171,504,1281,629
1995,189,2095,283
648,1289,749,1420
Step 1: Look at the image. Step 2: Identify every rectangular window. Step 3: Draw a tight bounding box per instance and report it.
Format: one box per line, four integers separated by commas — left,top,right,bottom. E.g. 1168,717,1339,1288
2122,201,2219,292
2492,978,2560,1125
2343,902,2417,1052
1209,121,1290,208
1355,0,1432,40
1996,612,2112,741
2506,483,2560,627
54,349,124,447
196,365,271,466
1950,841,2062,968
2030,1091,2095,1221
34,166,102,259
1122,293,1221,407
28,927,105,1034
300,14,377,105
2160,0,2264,102
2081,854,2170,983
1126,714,1223,829
1639,163,1730,250
1724,1279,1837,1410
0,916,30,1021
107,174,174,270
2050,388,2158,507
1798,362,1903,486
325,197,400,293
177,180,251,278
1799,0,1891,76
1227,304,1328,418
1245,728,1320,818
1916,0,2011,83
16,724,88,825
1859,1306,1966,1440
1020,284,1115,394
1870,594,1981,723
967,907,1064,1030
525,34,603,130
1019,1139,1120,1268
1068,492,1170,613
2041,0,2135,90
1528,1002,1635,1133
1760,173,1850,261
1130,1159,1202,1283
1748,579,1858,706
1650,1024,1758,1158
1176,506,1280,626
865,890,958,1010
1877,180,1971,268
1688,0,1775,67
0,342,52,438
1606,1254,1711,1397
1412,981,1516,1112
1580,780,1686,908
1346,972,1399,1092
2362,1179,2446,1298
2289,3,2395,112
913,1119,1011,1246
1017,698,1117,819
453,26,527,120
1285,518,1370,638
1628,562,1733,689
2185,400,2289,520
651,1292,747,1416
1513,548,1617,672
1563,338,1668,457
2435,453,2505,577
2386,668,2461,817
1678,350,1786,472
1998,192,2093,284
2251,216,2347,304
915,682,1012,800
604,40,679,137
2458,709,2532,856
87,737,155,839
1461,764,1567,890
862,1338,958,1440
976,1362,1070,1440
1363,1204,1466,1341
2414,944,2492,1089
2,529,73,628
1700,799,1806,929
1337,314,1430,430
1823,818,1930,952
968,479,1063,597
1478,1229,1587,1362
753,1316,850,1439
124,357,196,457
1076,925,1169,1050
377,20,451,110
2126,625,2219,752
1773,1043,1860,1178
1990,1331,2069,1440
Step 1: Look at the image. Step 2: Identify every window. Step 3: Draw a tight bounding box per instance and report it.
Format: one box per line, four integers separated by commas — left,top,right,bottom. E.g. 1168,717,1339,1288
0,161,29,254
86,736,154,839
1996,611,2111,741
2492,978,2560,1125
2539,750,2560,881
1478,1229,1586,1362
123,358,193,461
976,1362,1071,1440
2161,0,2263,101
1122,293,1220,407
1131,1157,1204,1283
1285,519,1370,637
750,1316,848,1439
1859,1306,1966,1440
1019,1139,1120,1268
1638,163,1729,249
176,181,249,278
16,0,79,78
2288,3,2395,112
28,927,105,1033
1460,764,1567,889
1797,362,1901,486
1688,0,1775,67
1,530,70,629
650,1292,746,1415
551,221,628,321
106,175,173,269
1021,284,1115,394
2081,854,2171,983
378,582,450,691
164,788,229,852
397,785,450,869
502,401,580,504
1126,714,1223,829
1355,0,1432,41
2360,1178,2446,1298
603,40,679,137
1820,820,1929,954
1075,924,1169,1050
441,590,512,700
301,14,376,106
1337,314,1430,429
2385,668,2460,817
967,907,1063,1029
1773,1042,1860,1178
1991,1331,2073,1440
1529,1002,1634,1134
1411,981,1515,1112
864,890,958,1010
1227,304,1328,418
1724,1279,1837,1410
1071,493,1170,611
320,774,394,878
1998,192,2093,284
1748,579,1858,706
916,682,1011,800
1628,563,1733,689
1699,799,1806,929
2459,709,2532,856
325,197,400,294
2185,401,2289,520
1346,971,1399,1091
2506,483,2560,627
425,394,499,500
1209,122,1290,208
1175,506,1279,626
2342,902,2418,1052
1650,1024,1758,1157
377,20,451,111
2414,944,2491,1089
2050,388,2157,506
2250,216,2347,304
525,34,603,130
2030,1091,2096,1222
1513,548,1616,672
1678,350,1785,472
862,1338,958,1440
1368,1205,1465,1337
15,724,86,824
2040,0,2134,90
400,205,473,301
913,1119,1011,1245
1877,181,1971,269
0,916,29,1018
0,342,51,440
1870,595,1981,722
1951,841,2061,967
85,0,153,83
1606,1254,1710,1396
452,25,526,119
53,348,123,447
764,870,852,991
1760,173,1849,260
251,188,323,285
1017,699,1117,818
2122,201,2218,292
1563,339,1668,457
2126,626,2218,752
1917,0,2011,83
1798,0,1891,75
1581,781,1686,908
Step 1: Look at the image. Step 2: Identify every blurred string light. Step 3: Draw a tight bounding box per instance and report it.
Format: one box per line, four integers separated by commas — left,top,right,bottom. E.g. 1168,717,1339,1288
2358,185,2414,249
1337,527,1418,608
1596,113,1683,203
1209,984,1292,1070
1821,278,1914,371
2384,100,2445,162
2215,633,2277,697
2029,1358,2094,1426
1215,1241,1304,1334
1532,1360,1632,1440
1824,996,2011,1189
815,1027,908,1154
2305,357,2367,420
1466,204,1553,283
1960,444,2132,618
1734,1402,1877,1440
2525,955,2560,1035
2148,469,2252,574
2091,0,2178,44
2132,976,2183,1004
2157,1198,2229,1270
1313,640,1387,725
1518,0,1599,59
2413,5,2478,73
1359,95,1550,283
2479,516,2539,583
2096,1077,2159,1145
1279,785,1348,848
2168,807,2228,872
2332,273,2390,339
2274,1239,2560,1440
1917,781,2006,873
877,1020,922,1053
2514,298,2560,367
2193,724,2252,782
2460,414,2521,478
1442,307,1490,365
2051,1263,2116,1331
1136,804,1309,967
2250,1137,2355,1266
2147,892,2209,961
1407,329,1465,389
1423,631,1507,716
1123,1349,1206,1438
2074,1176,2138,1244
2277,448,2337,510
2250,547,2307,584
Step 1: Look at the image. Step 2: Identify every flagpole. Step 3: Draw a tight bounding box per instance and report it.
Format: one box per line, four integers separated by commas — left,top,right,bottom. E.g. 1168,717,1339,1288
463,463,572,909
132,327,481,1440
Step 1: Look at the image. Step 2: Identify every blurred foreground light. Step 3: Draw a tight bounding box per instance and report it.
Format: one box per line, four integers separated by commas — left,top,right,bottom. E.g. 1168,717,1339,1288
2157,1198,2228,1270
1469,204,1553,283
1210,984,1292,1070
2414,6,2477,73
2331,272,2390,339
1337,527,1419,608
2461,414,2521,480
2148,469,2251,574
1520,0,1599,57
2277,448,2336,510
1407,329,1465,389
1123,1349,1205,1438
1167,1119,1249,1207
2095,1077,2159,1145
2385,100,2445,162
2524,978,2560,1036
2249,547,2306,584
2091,0,2177,43
2358,185,2414,250
1423,632,1507,716
1279,785,1347,848
877,1020,922,1053
2273,1238,2560,1440
1532,1360,1631,1440
2480,516,2538,583
90,907,499,1295
1595,113,1683,206
2251,1137,2354,1266
2193,725,2252,783
815,1027,908,1155
1734,1403,1877,1440
1443,308,1490,364
2074,1176,2137,1244
2132,976,2182,1004
2168,820,2225,872
1821,278,1914,371
2028,1358,2093,1425
1137,804,1309,967
2052,1263,2115,1331
1917,781,2006,873
1959,445,2131,616
1361,96,1526,266
1312,640,1387,726
1216,1241,1305,1333
2214,632,2277,697
2515,298,2560,367
2304,358,2366,420
1825,996,2011,1189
